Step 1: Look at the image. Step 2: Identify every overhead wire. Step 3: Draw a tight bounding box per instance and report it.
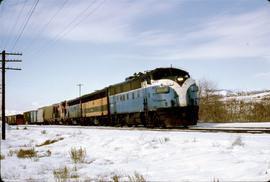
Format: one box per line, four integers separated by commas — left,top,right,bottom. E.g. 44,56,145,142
56,0,106,42
29,0,106,57
11,0,40,51
4,0,28,50
23,0,69,51
0,0,6,50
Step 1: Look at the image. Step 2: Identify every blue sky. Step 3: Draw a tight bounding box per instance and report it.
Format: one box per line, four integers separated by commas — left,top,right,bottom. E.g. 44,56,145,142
0,0,270,113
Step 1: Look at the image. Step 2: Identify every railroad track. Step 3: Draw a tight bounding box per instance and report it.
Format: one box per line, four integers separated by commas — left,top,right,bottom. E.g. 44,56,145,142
17,124,270,134
187,127,270,134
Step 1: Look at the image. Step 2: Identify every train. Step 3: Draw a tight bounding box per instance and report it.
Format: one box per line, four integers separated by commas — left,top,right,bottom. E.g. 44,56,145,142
6,67,199,128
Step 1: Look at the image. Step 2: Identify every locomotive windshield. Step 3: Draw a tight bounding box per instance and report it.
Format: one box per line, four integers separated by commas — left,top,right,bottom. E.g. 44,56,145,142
151,68,190,84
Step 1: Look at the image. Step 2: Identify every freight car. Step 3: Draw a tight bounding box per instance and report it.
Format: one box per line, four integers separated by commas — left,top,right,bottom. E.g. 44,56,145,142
6,114,25,125
7,67,199,127
23,110,37,124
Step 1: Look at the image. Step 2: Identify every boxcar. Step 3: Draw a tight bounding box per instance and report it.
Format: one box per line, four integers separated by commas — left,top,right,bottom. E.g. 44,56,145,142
37,107,44,124
6,114,25,125
23,111,31,124
43,105,54,124
30,110,38,124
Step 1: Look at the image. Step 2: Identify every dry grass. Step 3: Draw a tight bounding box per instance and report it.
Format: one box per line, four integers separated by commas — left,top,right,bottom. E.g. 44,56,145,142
53,166,79,182
53,166,69,182
112,174,121,182
70,147,86,164
0,154,5,160
36,137,64,147
128,172,146,182
17,148,37,158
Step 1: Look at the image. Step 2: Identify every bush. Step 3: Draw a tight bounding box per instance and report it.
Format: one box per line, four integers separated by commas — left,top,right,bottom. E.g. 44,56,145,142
112,174,121,182
70,147,86,163
17,148,37,158
128,172,146,182
53,165,79,182
0,154,5,160
198,80,270,122
53,166,69,182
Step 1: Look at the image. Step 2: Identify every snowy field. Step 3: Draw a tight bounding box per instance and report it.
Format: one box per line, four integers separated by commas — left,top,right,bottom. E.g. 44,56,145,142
1,124,270,181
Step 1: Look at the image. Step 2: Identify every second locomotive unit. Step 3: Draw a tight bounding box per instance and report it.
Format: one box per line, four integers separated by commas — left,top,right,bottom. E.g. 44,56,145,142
8,67,199,128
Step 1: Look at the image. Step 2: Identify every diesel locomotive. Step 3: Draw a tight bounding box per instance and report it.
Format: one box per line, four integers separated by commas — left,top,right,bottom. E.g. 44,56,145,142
6,67,199,128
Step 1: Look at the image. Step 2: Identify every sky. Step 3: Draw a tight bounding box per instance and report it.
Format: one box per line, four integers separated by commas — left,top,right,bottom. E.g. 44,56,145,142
0,0,270,113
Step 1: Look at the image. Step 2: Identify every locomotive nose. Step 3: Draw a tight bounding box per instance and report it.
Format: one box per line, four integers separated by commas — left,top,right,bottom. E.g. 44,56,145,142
186,84,199,106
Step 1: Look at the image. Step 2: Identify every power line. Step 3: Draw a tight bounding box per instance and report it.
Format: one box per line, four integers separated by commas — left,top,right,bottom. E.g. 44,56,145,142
30,0,106,56
58,0,106,41
23,0,69,51
11,0,40,51
4,0,27,50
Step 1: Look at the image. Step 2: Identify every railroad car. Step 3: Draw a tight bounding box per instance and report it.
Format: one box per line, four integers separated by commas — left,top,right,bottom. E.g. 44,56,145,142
23,110,37,124
81,88,109,125
55,101,67,124
6,114,25,125
37,107,45,124
66,98,81,124
8,67,199,128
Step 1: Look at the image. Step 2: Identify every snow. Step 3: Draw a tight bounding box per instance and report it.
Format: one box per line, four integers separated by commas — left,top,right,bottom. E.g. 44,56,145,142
222,90,270,102
1,124,270,181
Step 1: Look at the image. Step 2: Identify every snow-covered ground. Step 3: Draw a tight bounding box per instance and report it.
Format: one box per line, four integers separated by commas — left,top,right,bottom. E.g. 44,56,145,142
1,124,270,181
216,89,270,102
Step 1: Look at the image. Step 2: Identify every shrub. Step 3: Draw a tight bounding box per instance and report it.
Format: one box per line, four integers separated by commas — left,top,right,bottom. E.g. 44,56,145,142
53,166,69,182
70,147,86,163
128,172,146,182
53,165,79,182
17,148,37,158
112,174,121,182
0,154,5,160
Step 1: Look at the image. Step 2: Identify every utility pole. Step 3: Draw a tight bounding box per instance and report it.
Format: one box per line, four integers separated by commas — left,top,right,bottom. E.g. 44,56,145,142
77,83,83,97
1,50,22,140
77,83,83,122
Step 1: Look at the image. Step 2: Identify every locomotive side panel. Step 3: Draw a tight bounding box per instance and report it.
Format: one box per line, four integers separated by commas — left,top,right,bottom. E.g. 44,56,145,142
67,104,80,119
82,97,108,117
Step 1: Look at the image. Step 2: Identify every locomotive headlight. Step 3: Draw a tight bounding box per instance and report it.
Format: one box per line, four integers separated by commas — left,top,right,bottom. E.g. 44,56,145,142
177,77,184,82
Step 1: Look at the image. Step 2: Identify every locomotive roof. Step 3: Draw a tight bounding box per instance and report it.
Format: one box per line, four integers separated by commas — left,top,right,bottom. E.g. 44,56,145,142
125,67,189,82
67,87,107,105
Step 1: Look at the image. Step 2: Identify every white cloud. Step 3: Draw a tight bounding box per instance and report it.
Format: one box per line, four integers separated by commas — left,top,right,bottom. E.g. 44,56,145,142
254,72,270,79
159,8,270,60
32,0,177,43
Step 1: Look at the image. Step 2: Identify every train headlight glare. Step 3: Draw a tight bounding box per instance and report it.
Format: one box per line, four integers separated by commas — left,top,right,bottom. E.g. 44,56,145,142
177,77,184,82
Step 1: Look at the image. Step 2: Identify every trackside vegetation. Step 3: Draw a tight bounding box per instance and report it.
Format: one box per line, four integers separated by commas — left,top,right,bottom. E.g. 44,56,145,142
198,80,270,122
